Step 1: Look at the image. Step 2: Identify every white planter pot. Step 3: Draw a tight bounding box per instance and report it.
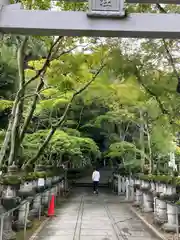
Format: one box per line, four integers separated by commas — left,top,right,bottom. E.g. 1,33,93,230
143,192,153,212
155,183,159,193
135,179,141,185
143,181,150,189
121,177,125,193
163,185,167,195
129,179,135,201
30,194,42,217
134,189,142,206
42,190,50,207
125,179,130,200
163,203,178,232
167,185,176,195
153,197,159,219
117,176,122,195
156,199,167,223
158,183,164,193
17,200,32,228
150,182,155,192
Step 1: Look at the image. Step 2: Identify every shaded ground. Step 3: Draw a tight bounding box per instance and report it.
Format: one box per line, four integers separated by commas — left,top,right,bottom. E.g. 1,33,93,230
32,187,160,240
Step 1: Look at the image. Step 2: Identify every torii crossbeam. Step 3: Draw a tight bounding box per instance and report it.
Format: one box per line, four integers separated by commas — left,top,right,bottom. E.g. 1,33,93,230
1,2,180,39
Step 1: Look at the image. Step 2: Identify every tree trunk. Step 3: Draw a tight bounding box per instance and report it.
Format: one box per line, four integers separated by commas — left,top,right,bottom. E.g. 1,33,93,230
145,122,153,174
139,109,145,173
8,37,28,166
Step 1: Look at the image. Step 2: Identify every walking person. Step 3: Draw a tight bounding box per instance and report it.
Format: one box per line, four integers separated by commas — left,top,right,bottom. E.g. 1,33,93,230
92,167,100,194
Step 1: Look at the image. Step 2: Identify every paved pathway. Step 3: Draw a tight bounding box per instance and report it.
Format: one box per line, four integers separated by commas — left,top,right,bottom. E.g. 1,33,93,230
33,188,159,240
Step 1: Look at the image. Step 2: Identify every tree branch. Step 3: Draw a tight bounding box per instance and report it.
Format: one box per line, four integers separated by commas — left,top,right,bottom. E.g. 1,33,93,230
24,36,63,88
19,74,44,142
134,66,169,115
22,63,106,169
156,4,180,92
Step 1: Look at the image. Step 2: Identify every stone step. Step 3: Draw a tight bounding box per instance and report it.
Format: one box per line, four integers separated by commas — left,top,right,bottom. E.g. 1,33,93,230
74,183,109,188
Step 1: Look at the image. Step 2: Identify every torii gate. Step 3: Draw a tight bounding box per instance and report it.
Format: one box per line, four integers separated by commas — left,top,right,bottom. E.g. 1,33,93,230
1,0,180,38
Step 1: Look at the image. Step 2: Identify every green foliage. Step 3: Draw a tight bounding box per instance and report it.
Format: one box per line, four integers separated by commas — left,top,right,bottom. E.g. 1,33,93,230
62,128,81,137
0,45,18,98
1,175,22,185
1,6,180,173
139,174,180,186
0,100,13,111
22,129,100,167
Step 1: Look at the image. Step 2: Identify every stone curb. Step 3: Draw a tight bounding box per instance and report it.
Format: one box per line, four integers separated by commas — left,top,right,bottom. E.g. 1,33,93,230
29,218,49,240
130,206,168,240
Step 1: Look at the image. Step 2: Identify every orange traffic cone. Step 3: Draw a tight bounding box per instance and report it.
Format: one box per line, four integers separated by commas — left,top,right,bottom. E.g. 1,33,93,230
48,194,55,217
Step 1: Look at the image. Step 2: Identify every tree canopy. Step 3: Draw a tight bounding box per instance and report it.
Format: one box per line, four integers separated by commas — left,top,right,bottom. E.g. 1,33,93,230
0,1,180,175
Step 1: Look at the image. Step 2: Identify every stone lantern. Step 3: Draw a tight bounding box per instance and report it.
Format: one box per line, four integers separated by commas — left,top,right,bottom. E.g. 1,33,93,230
15,174,35,230
1,163,20,240
2,163,21,210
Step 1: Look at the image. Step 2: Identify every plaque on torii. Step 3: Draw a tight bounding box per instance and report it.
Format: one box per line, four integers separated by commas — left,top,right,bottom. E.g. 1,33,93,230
87,0,126,18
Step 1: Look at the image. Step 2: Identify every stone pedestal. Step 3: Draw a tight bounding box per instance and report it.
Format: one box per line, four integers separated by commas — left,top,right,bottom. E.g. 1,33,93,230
117,175,122,195
125,178,129,200
150,181,155,192
57,181,62,195
153,197,158,219
0,203,16,240
129,179,134,201
15,182,34,230
121,177,125,193
143,193,153,212
158,183,164,194
60,180,64,196
134,189,142,206
167,185,176,195
135,179,141,185
30,194,42,218
45,178,50,189
155,183,159,193
15,201,32,230
42,190,50,208
163,203,178,232
155,199,167,224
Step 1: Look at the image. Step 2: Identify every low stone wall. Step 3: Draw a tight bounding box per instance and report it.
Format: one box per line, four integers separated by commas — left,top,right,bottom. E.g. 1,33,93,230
0,176,67,240
111,174,180,233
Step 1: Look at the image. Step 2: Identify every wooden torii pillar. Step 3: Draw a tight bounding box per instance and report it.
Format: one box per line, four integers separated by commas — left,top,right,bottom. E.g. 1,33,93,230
0,0,180,38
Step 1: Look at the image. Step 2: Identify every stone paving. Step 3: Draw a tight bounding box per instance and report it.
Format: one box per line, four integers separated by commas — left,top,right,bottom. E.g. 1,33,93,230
33,188,160,240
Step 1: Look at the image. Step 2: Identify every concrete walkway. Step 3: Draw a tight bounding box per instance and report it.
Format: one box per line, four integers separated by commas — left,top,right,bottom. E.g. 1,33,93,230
33,188,159,240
